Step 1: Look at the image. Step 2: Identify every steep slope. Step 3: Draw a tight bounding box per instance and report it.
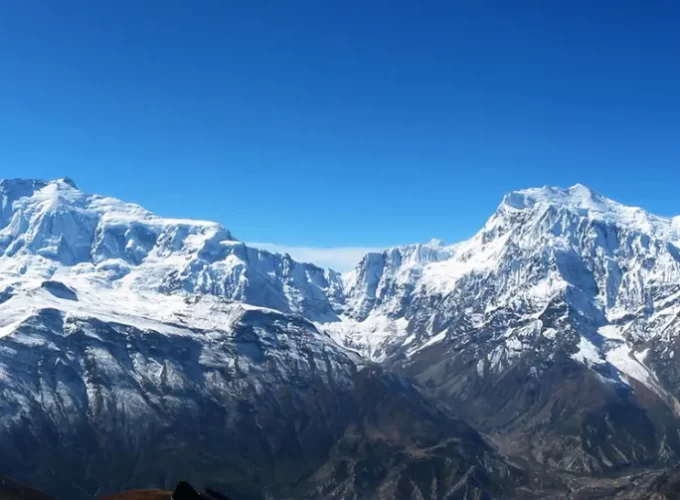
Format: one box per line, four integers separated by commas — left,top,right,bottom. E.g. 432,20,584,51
0,298,356,498
325,184,680,474
0,295,529,499
287,367,567,500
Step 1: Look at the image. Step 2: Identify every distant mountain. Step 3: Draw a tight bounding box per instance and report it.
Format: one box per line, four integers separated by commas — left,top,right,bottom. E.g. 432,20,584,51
3,178,680,497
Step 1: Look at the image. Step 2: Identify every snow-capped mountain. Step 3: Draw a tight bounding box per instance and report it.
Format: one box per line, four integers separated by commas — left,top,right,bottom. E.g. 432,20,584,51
0,178,362,497
330,183,680,474
0,177,343,323
3,177,680,497
333,183,680,373
0,178,541,499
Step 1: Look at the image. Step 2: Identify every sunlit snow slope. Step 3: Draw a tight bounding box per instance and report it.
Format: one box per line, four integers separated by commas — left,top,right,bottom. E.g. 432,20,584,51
331,184,680,394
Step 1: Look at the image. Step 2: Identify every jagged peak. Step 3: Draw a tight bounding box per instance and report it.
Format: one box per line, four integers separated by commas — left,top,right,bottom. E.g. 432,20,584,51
347,239,455,283
57,177,78,189
370,239,452,262
502,184,608,211
497,184,680,238
0,177,79,199
0,177,227,228
0,177,77,186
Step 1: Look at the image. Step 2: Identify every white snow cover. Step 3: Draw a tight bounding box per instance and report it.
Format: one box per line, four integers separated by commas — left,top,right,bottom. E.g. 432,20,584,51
0,178,358,432
0,178,344,323
2,178,680,406
571,337,605,367
331,184,680,401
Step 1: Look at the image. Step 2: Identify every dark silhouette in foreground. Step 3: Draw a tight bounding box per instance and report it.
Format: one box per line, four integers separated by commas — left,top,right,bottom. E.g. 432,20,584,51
98,482,231,500
0,476,230,500
170,482,231,500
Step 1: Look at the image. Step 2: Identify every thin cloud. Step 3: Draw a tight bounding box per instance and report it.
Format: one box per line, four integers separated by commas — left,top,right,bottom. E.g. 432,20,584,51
249,242,383,272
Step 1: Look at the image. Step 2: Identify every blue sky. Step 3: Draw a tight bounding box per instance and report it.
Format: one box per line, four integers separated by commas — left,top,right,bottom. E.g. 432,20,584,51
1,1,680,269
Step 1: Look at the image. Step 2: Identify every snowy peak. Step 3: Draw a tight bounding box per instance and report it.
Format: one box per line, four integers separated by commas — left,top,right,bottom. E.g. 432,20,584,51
58,177,78,189
332,184,680,362
0,178,343,322
0,177,236,267
342,239,455,321
0,177,78,212
499,184,680,241
501,184,604,211
5,178,680,365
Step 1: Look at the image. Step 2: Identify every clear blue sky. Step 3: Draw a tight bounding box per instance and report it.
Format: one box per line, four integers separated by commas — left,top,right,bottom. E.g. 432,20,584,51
1,1,679,251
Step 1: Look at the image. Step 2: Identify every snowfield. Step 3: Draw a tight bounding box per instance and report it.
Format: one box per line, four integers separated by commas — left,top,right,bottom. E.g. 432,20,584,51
2,177,680,425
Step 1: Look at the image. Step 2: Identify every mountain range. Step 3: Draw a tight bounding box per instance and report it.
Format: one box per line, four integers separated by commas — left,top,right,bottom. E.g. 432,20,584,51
2,178,680,498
